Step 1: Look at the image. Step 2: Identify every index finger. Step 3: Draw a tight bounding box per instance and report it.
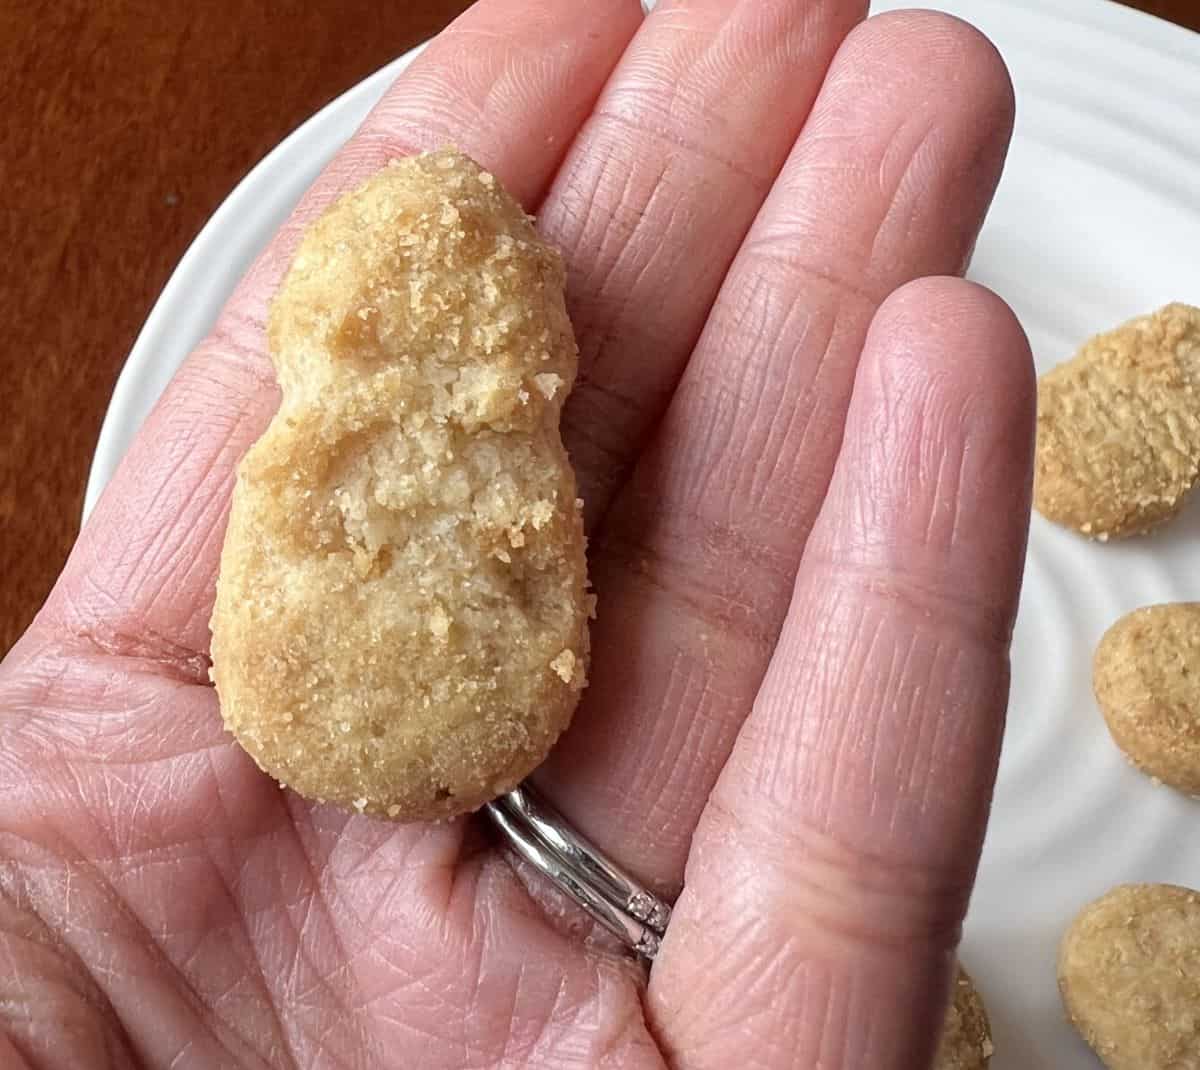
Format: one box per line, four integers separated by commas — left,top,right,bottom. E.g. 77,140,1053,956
29,0,643,673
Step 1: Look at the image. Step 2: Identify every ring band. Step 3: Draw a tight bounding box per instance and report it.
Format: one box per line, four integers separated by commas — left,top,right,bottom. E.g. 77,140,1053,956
485,784,672,960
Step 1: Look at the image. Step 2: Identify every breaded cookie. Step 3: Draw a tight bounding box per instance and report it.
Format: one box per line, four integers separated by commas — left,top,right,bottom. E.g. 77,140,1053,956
1035,303,1200,538
1094,603,1200,796
1059,883,1200,1070
934,967,994,1070
210,150,591,821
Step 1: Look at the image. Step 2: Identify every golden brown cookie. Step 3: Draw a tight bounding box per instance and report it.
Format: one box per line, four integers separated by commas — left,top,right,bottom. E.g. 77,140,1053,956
934,966,994,1070
1034,303,1200,539
1059,883,1200,1070
1094,603,1200,796
210,149,591,821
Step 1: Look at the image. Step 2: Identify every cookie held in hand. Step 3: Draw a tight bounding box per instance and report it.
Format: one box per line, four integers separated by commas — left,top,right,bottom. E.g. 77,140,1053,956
210,150,591,821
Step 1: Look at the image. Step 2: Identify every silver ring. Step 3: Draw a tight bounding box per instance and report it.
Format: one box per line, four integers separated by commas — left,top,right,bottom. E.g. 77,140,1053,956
485,783,672,960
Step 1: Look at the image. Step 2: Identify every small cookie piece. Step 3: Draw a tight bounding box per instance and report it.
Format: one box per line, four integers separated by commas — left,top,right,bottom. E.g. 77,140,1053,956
210,149,591,821
1059,883,1200,1070
934,967,994,1070
1094,603,1200,796
1034,303,1200,538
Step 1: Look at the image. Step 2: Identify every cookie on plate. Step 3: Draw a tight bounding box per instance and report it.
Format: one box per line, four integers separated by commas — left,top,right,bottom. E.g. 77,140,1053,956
1035,303,1200,539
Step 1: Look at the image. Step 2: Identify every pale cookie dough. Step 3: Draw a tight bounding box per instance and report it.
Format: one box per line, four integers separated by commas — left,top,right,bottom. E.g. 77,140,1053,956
934,967,994,1070
1059,883,1200,1070
1094,603,1200,796
1035,303,1200,538
210,149,591,821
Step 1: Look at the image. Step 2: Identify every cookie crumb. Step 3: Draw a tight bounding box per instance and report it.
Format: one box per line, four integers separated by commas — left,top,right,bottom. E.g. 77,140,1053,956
551,649,576,684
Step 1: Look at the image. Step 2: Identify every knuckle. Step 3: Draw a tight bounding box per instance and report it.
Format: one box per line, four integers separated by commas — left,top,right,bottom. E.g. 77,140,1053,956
595,508,794,653
699,795,970,954
821,557,1013,649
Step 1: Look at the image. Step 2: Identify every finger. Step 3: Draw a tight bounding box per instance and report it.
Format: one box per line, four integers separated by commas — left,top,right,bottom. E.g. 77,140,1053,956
647,277,1035,1069
32,0,643,674
539,10,1017,890
540,0,867,528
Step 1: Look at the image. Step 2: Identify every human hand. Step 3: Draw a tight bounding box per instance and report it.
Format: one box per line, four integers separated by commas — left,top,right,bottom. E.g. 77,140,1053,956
0,1,1034,1066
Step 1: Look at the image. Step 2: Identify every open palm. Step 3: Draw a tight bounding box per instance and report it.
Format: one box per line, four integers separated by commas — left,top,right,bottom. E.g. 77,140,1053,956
0,1,1035,1067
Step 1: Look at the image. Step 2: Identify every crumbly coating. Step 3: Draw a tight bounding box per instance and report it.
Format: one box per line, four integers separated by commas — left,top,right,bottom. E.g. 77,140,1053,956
1094,603,1200,796
934,966,994,1070
210,149,591,821
1059,883,1200,1070
1034,303,1200,538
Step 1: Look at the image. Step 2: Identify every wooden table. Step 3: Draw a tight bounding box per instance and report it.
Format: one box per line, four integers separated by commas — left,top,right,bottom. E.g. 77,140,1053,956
2,1,1196,656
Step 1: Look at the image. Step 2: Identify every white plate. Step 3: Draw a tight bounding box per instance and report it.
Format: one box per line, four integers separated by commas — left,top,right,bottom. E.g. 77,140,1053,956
84,2,1200,1065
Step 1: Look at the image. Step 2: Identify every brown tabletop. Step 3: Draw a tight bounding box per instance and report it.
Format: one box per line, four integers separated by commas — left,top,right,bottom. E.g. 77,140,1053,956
2,0,1197,657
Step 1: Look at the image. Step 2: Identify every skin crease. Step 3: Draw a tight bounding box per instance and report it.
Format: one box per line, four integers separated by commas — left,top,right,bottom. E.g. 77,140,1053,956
0,1,1034,1068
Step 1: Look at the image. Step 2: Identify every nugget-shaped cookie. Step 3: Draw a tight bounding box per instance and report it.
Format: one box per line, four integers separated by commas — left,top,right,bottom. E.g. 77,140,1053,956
1035,303,1200,538
1094,603,1200,796
934,967,994,1070
210,150,591,821
1059,883,1200,1070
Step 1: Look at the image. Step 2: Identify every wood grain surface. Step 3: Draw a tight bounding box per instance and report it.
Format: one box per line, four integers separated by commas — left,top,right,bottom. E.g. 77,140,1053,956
1,0,1197,656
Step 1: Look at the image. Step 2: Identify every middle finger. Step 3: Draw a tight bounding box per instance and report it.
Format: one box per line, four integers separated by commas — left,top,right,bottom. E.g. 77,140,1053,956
540,0,867,529
540,10,1018,893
